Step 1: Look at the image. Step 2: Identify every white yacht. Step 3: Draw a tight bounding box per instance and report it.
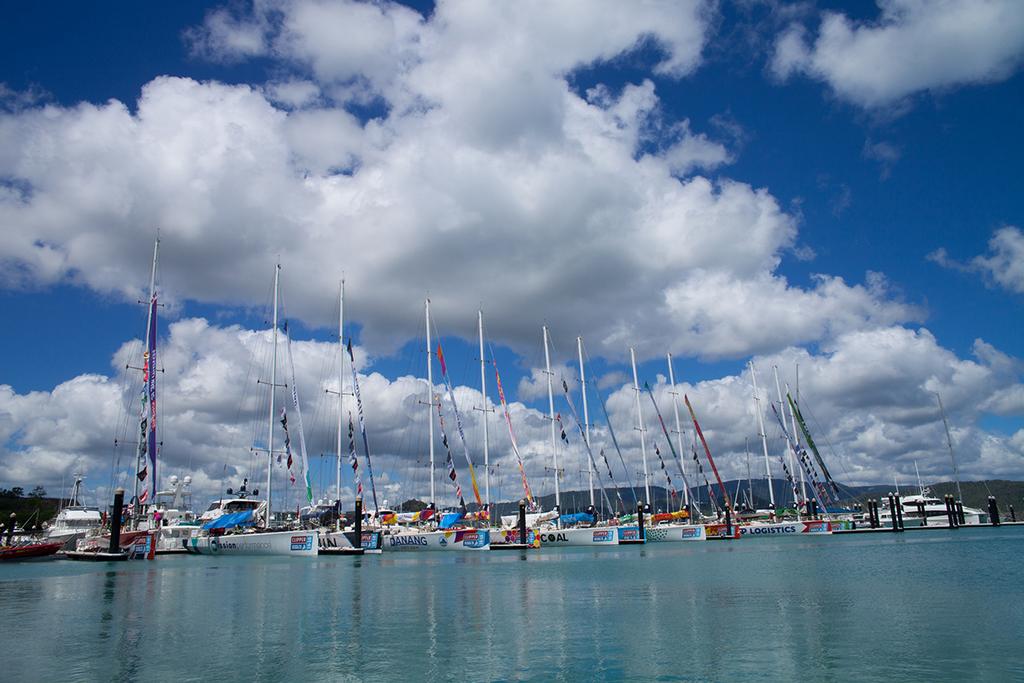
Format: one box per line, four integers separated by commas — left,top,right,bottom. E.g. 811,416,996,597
144,475,201,553
46,475,103,549
878,488,985,527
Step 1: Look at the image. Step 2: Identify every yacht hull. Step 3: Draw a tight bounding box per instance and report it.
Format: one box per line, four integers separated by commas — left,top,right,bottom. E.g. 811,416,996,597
187,530,319,556
536,527,619,546
320,530,384,552
643,524,707,542
739,521,832,537
383,528,490,551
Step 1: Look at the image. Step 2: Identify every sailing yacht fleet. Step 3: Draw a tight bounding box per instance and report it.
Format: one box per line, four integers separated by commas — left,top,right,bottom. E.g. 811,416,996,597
11,242,991,563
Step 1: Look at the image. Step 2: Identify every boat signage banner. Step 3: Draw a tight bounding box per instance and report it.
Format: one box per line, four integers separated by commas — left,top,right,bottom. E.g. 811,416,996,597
454,530,489,549
389,535,428,547
617,527,641,542
592,529,614,543
494,529,537,546
705,524,740,539
290,535,314,552
740,524,799,536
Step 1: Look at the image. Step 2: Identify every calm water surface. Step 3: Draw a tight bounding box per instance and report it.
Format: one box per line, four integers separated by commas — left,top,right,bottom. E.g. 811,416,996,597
2,528,1022,681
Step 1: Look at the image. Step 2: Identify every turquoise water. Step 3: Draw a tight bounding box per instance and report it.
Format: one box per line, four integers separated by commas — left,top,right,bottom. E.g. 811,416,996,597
2,528,1023,681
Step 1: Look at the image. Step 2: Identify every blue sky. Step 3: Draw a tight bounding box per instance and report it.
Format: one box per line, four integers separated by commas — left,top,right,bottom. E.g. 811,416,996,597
1,1,1023,505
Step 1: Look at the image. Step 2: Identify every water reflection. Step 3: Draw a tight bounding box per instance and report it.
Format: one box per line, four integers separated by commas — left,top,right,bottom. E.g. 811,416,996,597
2,532,1024,680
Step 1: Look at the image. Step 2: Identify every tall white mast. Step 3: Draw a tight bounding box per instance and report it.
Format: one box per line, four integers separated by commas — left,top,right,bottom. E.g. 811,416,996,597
935,392,963,501
426,299,435,508
785,381,807,504
133,237,160,521
577,336,594,508
478,310,490,513
666,354,689,507
335,279,345,531
543,326,560,514
914,460,924,496
630,347,651,506
772,365,800,519
266,264,280,527
748,361,775,509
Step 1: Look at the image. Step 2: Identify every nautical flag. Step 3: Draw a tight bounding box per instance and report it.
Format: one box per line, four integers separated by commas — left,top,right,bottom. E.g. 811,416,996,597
145,296,158,499
347,337,379,511
139,489,149,504
437,397,465,504
280,408,293,471
435,341,482,506
493,358,533,503
436,342,447,376
348,413,362,496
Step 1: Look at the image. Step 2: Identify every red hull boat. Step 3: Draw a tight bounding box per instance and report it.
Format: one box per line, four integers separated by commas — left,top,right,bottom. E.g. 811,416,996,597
0,541,64,561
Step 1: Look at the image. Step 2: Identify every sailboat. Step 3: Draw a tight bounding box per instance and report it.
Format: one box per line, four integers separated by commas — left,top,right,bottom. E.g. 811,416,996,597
317,281,383,553
85,238,203,554
533,332,620,547
381,299,490,551
188,265,318,556
488,318,548,548
737,363,830,537
635,373,706,543
680,394,741,540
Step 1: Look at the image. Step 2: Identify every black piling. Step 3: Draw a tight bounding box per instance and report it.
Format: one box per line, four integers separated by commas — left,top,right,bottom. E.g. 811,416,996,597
988,496,1000,526
724,506,732,537
1010,505,1016,523
518,499,527,546
108,488,125,554
893,493,904,531
5,513,15,545
943,495,956,528
917,501,926,527
637,502,646,542
956,501,965,526
887,494,898,532
354,497,363,540
867,499,877,528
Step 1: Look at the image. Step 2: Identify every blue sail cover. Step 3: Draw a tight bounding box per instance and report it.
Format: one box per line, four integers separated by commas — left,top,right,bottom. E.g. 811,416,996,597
202,510,256,530
439,512,465,529
559,512,594,526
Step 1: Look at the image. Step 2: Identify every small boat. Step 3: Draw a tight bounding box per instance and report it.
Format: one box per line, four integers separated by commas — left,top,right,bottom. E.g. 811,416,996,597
0,540,64,562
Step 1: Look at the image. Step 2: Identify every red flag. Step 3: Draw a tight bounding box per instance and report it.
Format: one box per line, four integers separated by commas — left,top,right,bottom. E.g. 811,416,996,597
436,342,447,376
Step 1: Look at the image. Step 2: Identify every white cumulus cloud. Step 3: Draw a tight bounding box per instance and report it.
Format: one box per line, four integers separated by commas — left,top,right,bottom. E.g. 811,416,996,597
771,0,1024,108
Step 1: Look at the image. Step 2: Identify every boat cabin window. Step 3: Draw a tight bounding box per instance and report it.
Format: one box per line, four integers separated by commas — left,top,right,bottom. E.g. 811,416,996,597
206,502,222,512
224,500,261,513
